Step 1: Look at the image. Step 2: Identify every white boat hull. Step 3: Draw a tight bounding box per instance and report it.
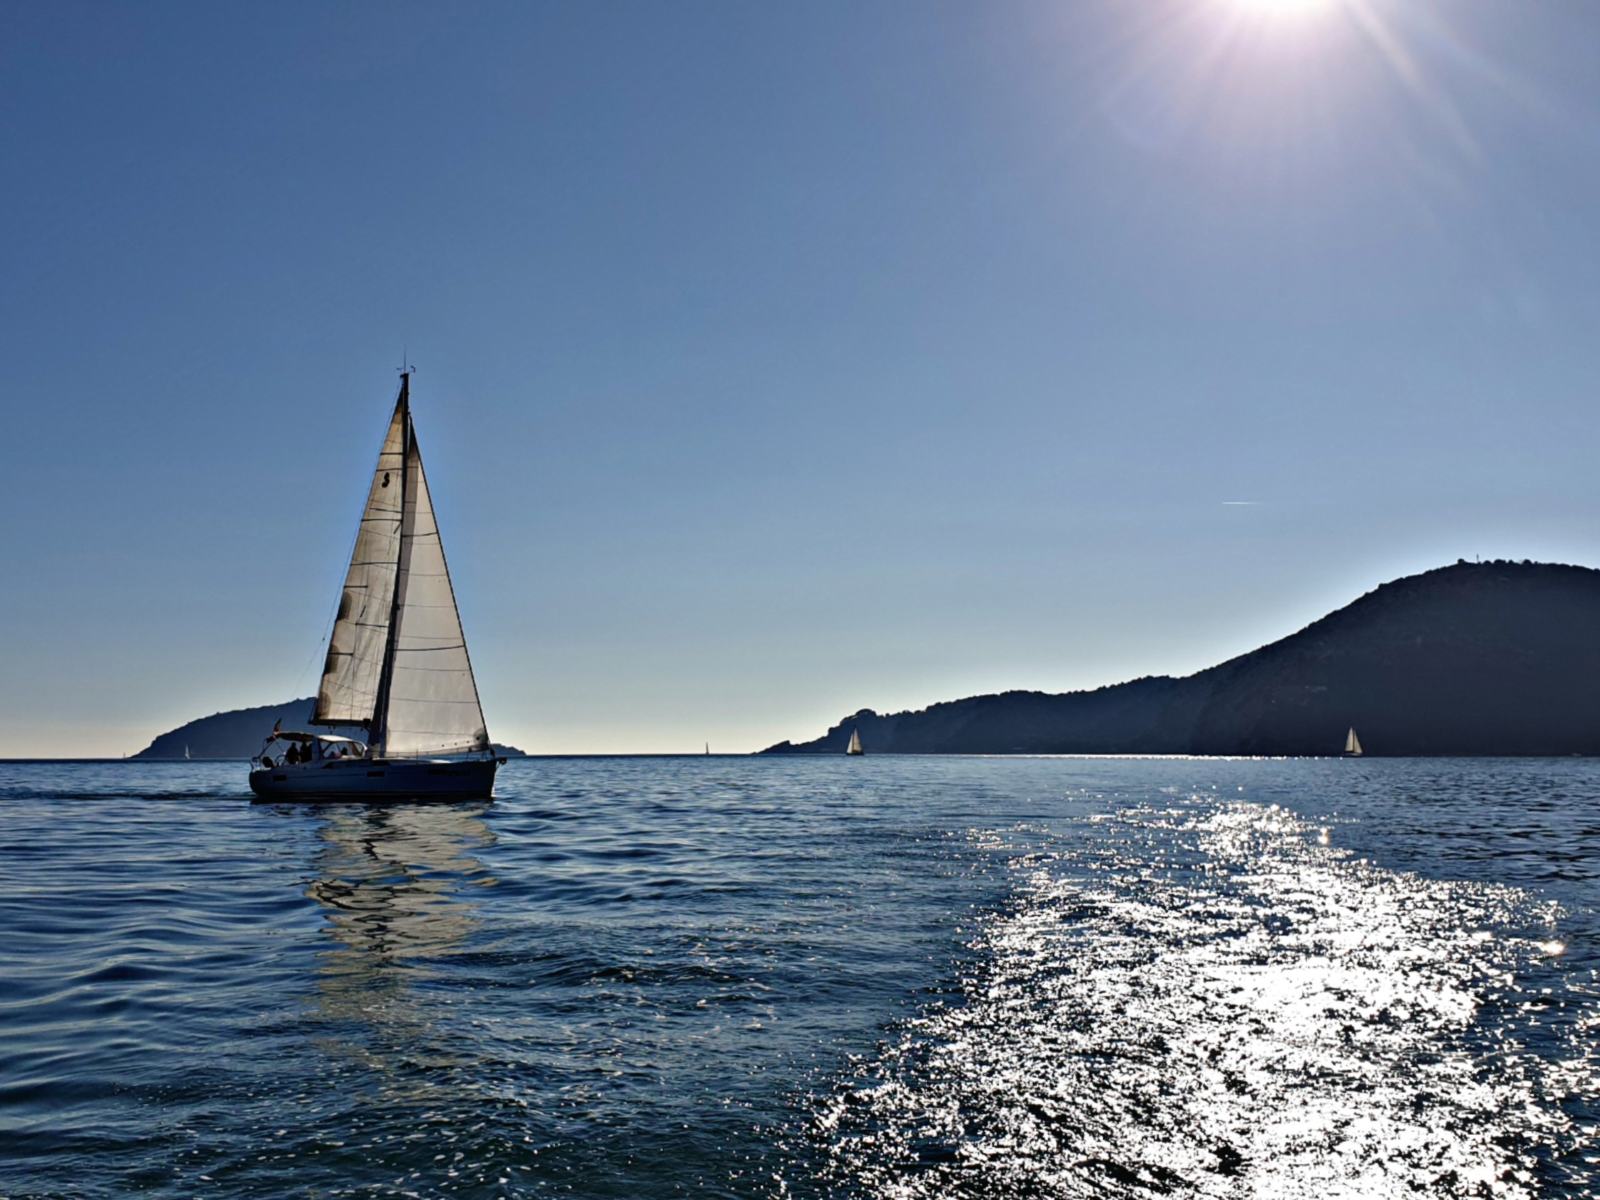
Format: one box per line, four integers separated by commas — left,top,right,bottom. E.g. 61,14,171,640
249,756,499,802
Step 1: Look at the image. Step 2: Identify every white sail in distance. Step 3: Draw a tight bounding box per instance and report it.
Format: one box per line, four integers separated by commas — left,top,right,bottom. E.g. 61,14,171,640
313,398,407,725
1345,727,1363,756
378,427,490,757
847,729,863,755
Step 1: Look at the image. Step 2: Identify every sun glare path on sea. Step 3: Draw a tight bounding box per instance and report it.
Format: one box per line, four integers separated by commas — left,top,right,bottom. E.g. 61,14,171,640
800,790,1595,1198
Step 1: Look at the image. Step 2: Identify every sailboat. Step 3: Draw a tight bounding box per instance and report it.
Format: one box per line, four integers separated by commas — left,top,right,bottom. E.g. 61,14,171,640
846,728,864,756
249,371,501,802
1344,727,1364,757
184,745,191,761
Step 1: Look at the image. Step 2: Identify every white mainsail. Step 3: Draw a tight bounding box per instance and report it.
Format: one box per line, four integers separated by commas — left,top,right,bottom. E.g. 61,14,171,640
311,375,489,757
313,399,407,725
379,427,490,757
1345,727,1363,756
847,729,863,755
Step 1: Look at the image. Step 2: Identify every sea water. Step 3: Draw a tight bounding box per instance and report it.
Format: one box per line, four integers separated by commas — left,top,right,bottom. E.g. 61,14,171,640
0,756,1594,1198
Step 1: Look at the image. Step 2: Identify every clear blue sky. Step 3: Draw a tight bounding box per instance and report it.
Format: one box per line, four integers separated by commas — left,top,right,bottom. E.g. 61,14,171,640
3,0,1598,756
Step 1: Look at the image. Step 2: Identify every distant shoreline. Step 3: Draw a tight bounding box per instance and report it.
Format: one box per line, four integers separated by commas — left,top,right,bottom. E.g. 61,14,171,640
8,752,1600,764
766,561,1600,758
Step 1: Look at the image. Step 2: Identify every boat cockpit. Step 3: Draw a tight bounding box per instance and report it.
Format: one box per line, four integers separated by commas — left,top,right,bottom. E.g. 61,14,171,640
254,732,368,770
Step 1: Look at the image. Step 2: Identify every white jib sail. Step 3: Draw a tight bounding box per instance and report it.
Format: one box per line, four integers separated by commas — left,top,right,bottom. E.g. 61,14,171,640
378,431,490,757
1346,727,1363,755
313,399,408,725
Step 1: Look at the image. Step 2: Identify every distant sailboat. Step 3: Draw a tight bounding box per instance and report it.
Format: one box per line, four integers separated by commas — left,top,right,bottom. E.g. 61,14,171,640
705,742,710,756
1344,727,1364,757
846,729,864,756
248,371,500,801
184,745,191,761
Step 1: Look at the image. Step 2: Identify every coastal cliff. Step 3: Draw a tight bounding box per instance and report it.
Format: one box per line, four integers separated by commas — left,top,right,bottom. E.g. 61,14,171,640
762,561,1600,757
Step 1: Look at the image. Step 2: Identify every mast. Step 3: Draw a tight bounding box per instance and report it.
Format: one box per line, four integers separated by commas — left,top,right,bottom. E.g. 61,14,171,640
369,372,412,755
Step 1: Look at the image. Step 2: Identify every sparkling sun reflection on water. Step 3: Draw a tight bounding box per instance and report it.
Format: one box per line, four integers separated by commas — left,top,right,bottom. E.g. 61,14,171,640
808,795,1593,1198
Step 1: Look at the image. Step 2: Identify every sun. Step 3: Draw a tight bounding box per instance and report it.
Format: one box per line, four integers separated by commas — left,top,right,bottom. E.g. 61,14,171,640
1233,0,1331,16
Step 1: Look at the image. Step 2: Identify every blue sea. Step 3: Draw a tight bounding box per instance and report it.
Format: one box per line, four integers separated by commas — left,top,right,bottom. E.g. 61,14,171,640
0,756,1595,1198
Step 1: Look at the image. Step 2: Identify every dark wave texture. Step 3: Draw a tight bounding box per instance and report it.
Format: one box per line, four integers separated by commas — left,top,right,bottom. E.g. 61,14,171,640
0,757,1594,1198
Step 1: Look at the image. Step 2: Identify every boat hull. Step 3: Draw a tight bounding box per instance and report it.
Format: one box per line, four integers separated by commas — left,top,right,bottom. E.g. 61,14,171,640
248,757,499,802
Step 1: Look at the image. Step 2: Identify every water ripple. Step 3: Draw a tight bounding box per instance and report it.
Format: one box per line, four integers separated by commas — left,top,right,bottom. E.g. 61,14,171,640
0,757,1596,1197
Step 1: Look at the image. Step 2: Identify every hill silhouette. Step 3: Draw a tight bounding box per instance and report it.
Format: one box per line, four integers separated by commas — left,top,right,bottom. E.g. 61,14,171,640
132,698,526,759
762,561,1600,757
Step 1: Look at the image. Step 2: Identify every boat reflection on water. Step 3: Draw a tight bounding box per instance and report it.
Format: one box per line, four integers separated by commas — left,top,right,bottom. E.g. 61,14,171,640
300,803,496,1039
242,801,512,1186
